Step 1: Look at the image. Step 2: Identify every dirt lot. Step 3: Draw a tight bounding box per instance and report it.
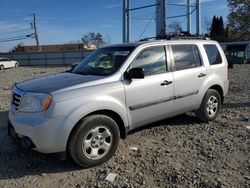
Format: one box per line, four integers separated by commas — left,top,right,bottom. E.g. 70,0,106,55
0,65,249,188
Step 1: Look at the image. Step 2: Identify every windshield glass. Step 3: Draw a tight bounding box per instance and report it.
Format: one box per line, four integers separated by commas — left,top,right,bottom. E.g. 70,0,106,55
72,47,135,76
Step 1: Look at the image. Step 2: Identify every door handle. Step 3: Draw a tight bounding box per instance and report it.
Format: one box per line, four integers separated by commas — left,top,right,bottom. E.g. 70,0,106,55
198,73,206,77
161,80,173,86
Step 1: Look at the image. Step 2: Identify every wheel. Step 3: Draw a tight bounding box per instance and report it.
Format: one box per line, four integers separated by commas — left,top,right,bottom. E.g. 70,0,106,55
0,65,4,70
195,89,221,122
68,115,120,168
15,63,19,67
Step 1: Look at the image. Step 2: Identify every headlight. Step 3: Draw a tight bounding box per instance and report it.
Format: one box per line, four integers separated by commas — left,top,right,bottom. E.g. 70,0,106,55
19,93,52,112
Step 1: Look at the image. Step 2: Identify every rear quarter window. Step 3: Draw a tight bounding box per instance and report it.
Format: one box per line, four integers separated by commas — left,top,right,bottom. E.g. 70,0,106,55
204,44,222,65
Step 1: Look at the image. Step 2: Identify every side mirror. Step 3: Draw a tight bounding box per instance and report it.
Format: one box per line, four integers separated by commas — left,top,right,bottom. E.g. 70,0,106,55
125,67,145,79
71,63,79,70
66,63,79,72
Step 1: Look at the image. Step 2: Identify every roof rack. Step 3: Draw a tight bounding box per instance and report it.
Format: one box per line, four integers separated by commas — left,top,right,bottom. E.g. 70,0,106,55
168,36,210,40
139,37,157,42
139,32,210,42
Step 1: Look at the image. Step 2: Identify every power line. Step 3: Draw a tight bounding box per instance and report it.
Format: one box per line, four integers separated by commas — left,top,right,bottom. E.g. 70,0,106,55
131,7,196,21
0,13,41,50
166,3,196,8
130,17,153,20
166,8,196,19
0,37,28,42
128,3,158,11
138,13,155,40
0,14,32,22
0,34,34,42
0,34,34,41
0,28,32,36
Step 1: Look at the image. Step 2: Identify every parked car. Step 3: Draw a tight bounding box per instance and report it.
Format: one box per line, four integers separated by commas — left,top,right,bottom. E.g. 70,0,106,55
221,41,250,65
8,39,229,167
0,58,19,70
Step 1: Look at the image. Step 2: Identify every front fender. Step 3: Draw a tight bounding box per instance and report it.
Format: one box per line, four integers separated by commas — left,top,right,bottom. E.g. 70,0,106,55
68,96,128,126
52,96,128,151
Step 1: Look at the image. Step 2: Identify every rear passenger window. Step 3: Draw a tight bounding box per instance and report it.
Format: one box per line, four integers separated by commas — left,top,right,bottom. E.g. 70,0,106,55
172,45,202,71
204,44,222,65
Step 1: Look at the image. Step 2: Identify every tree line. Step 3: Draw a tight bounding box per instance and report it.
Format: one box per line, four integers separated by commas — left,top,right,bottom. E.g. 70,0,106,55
209,0,249,42
168,0,249,42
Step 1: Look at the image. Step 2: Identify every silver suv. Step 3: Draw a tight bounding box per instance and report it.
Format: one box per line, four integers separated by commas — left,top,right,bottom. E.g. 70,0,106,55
8,39,229,167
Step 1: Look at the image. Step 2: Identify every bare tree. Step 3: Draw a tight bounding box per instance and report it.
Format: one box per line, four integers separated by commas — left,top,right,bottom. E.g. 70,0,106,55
202,16,211,35
11,43,24,52
227,0,250,41
168,21,183,35
105,33,111,46
82,32,107,48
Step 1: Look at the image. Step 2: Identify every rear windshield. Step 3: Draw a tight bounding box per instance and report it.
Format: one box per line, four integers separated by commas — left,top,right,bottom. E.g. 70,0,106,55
204,44,222,65
73,47,135,76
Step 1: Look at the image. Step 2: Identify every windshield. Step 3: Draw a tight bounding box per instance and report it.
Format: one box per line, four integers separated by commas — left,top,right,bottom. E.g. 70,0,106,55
72,47,135,76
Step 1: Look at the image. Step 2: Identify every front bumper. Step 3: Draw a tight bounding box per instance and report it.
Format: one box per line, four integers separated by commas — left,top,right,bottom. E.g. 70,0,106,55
8,111,74,153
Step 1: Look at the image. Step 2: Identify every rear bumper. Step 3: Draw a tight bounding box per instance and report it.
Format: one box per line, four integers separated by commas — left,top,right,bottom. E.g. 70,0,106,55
8,111,74,153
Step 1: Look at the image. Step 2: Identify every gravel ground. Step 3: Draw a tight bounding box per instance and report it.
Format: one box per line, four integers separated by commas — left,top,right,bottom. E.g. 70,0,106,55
0,65,249,188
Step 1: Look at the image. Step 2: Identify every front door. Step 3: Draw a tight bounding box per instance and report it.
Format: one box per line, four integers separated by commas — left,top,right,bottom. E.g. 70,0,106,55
123,46,174,129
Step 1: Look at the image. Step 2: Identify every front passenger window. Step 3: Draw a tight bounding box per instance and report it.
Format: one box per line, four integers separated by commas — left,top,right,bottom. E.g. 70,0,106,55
131,46,167,76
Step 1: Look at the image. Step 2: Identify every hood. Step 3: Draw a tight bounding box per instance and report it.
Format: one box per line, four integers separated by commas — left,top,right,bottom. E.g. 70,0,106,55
16,72,104,93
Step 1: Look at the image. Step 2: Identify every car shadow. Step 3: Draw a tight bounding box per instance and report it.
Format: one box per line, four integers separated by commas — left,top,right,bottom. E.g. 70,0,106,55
128,113,202,135
0,112,201,180
222,102,250,109
0,111,81,180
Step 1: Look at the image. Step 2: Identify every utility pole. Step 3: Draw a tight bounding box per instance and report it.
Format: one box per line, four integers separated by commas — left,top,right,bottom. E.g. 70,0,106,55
156,0,166,39
32,13,41,51
196,0,201,35
187,0,191,34
123,0,130,43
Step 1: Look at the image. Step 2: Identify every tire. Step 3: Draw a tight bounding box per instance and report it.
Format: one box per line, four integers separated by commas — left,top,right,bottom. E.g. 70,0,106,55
68,115,120,168
195,89,221,122
0,65,4,70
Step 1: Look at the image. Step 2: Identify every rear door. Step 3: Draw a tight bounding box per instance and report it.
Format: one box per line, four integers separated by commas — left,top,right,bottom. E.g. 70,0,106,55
124,45,174,128
169,44,207,114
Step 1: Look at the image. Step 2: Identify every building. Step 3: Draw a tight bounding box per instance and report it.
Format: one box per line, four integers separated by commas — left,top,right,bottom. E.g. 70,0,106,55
14,43,96,53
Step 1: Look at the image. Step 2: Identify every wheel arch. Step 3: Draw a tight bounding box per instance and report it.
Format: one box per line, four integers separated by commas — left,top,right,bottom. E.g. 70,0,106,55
87,110,127,139
208,84,224,104
66,109,127,153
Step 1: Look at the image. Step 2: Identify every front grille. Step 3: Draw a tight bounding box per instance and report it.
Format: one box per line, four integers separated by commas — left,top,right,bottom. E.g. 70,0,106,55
11,86,24,113
12,92,21,110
